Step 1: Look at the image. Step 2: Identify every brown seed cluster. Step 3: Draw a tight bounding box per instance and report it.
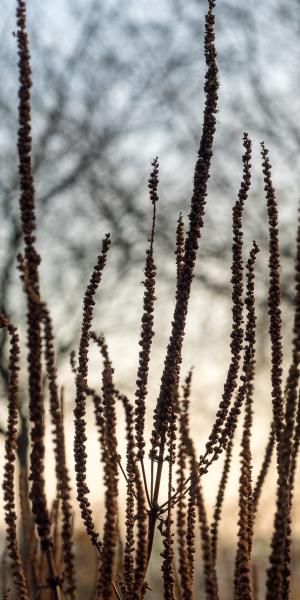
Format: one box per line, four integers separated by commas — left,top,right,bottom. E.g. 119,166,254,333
205,133,252,460
120,395,136,598
187,442,219,600
176,372,194,598
201,241,259,484
252,423,275,515
119,395,148,600
266,201,300,598
261,144,284,446
149,0,219,538
16,0,51,550
42,313,77,598
0,316,29,600
210,437,233,564
135,158,158,462
93,335,119,600
74,236,110,549
234,368,254,599
175,213,185,283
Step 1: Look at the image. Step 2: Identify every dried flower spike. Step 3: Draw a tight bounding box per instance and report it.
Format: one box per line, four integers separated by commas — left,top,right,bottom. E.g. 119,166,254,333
16,0,51,550
0,315,29,600
135,158,158,469
261,143,284,446
149,4,219,560
74,235,110,549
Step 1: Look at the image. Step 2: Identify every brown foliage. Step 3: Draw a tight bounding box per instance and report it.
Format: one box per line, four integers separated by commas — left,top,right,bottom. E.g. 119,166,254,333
1,0,300,599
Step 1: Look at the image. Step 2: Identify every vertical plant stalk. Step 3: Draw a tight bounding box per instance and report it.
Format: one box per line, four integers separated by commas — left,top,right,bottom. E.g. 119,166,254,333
175,213,185,283
51,497,61,572
266,203,300,598
92,335,119,600
262,144,285,599
166,136,253,510
187,441,219,600
16,0,52,554
89,385,118,599
15,1,61,592
161,405,177,600
18,254,77,598
0,315,29,600
0,550,10,600
234,243,258,600
19,465,36,590
176,372,194,598
165,240,258,570
203,132,251,461
132,456,148,599
252,423,275,516
121,396,136,599
179,373,218,599
281,211,300,597
200,241,259,479
261,144,284,447
119,395,148,600
210,437,233,564
282,387,300,597
43,314,77,599
186,489,196,592
73,235,110,550
234,379,254,599
288,388,300,520
135,157,158,507
148,0,219,556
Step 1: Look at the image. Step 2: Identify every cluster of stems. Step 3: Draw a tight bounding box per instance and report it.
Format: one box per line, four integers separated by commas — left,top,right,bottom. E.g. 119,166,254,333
2,0,300,599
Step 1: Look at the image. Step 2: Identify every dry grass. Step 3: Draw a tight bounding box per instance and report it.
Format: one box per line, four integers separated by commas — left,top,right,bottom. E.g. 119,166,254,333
1,0,300,599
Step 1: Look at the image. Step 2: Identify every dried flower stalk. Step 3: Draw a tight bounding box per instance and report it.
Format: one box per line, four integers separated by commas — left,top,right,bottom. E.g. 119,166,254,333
1,315,29,600
92,334,119,600
149,0,219,561
261,144,284,446
74,236,110,550
176,372,194,598
135,158,158,510
16,0,51,551
266,203,300,598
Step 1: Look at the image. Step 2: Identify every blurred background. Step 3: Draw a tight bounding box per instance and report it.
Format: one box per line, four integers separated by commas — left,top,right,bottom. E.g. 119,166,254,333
0,0,300,596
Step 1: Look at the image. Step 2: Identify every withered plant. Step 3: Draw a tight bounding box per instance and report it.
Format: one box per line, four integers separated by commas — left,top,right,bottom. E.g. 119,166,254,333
1,0,300,599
